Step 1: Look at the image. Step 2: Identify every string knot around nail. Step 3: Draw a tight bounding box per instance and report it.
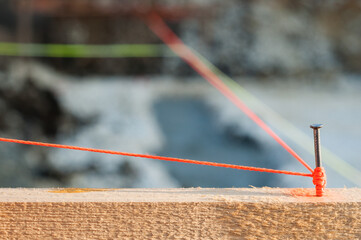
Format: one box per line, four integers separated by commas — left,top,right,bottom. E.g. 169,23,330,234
312,167,326,197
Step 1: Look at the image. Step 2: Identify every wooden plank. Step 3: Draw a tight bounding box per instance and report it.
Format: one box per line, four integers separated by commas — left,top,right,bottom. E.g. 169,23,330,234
0,188,360,239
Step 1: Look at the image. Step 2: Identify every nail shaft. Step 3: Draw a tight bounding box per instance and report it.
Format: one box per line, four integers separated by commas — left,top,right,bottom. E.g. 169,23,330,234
310,124,323,168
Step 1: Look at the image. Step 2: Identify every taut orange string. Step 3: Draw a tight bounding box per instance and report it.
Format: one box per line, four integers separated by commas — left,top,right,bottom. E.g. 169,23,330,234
0,137,312,178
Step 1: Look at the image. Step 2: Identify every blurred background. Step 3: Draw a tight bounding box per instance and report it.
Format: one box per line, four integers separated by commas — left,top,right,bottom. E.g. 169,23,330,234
0,0,360,188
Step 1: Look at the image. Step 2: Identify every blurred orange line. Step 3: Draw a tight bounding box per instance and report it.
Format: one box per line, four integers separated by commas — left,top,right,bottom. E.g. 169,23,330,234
145,13,314,173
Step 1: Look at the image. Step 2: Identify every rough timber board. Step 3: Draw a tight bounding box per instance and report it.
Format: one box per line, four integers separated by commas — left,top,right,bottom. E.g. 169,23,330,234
0,188,360,239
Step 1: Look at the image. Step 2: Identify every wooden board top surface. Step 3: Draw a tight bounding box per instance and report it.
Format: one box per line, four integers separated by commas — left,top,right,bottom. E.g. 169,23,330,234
0,188,359,203
0,188,360,239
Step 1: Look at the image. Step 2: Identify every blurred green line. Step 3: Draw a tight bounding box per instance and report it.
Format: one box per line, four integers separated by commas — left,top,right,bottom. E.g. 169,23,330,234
0,42,175,58
191,48,361,187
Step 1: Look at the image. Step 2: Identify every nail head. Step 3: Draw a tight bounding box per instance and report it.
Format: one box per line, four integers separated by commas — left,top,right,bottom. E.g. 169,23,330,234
310,124,323,129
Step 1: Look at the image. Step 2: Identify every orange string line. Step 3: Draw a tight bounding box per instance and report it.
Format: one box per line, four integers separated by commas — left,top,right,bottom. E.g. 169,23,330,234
145,13,314,174
0,137,312,177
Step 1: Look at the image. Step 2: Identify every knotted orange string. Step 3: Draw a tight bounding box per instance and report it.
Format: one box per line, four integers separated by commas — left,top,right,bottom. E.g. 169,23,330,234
0,137,327,196
312,167,326,197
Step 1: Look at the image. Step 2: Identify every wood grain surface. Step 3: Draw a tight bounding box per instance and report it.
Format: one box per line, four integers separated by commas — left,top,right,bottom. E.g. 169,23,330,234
0,188,360,239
